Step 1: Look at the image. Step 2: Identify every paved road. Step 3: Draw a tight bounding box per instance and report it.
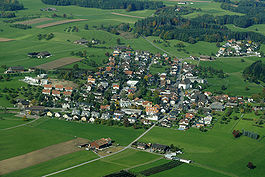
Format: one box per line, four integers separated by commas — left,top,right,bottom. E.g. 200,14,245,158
42,123,157,177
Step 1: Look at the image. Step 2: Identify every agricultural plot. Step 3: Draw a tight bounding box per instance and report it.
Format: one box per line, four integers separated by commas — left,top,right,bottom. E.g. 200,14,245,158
140,125,265,177
111,12,144,19
0,138,88,175
3,151,98,177
36,19,87,28
199,57,263,96
36,57,82,70
0,38,14,42
15,18,53,25
0,113,30,130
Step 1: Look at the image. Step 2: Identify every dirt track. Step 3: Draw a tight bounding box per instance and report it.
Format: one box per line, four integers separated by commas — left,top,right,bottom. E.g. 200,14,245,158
36,19,87,28
0,138,89,175
0,38,14,42
15,18,53,25
36,57,82,70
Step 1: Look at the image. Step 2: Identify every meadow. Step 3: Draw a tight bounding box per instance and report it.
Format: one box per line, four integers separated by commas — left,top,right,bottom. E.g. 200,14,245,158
0,113,32,129
140,116,265,177
199,57,264,96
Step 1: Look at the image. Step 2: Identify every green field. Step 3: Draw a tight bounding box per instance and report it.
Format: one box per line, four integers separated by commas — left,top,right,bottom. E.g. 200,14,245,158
0,113,32,129
199,57,264,96
53,149,160,177
34,118,145,146
3,151,98,177
226,24,265,37
140,121,265,177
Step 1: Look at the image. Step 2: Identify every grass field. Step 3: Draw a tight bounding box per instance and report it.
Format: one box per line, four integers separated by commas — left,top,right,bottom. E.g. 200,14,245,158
52,149,160,177
140,119,265,177
3,151,98,177
34,118,145,146
199,57,264,96
0,113,31,129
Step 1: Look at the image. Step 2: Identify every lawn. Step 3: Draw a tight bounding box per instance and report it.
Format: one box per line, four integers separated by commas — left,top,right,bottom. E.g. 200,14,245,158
199,57,264,96
34,118,145,146
3,151,98,177
140,123,265,177
0,124,74,161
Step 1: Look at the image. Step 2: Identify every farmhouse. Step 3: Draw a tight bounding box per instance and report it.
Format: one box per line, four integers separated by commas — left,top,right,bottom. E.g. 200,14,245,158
199,55,214,61
178,78,191,90
89,138,112,150
5,66,25,74
28,51,52,58
152,143,169,152
74,39,88,45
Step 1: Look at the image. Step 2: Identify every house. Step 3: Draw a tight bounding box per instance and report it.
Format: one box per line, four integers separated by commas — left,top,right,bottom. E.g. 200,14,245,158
128,116,137,124
146,114,159,121
63,91,72,97
204,115,212,125
152,143,169,152
63,113,71,120
121,109,142,115
37,51,51,58
17,100,30,109
120,99,132,108
52,90,60,97
125,70,133,76
44,84,52,90
146,105,159,115
81,117,87,121
55,85,64,91
42,89,50,95
112,83,120,90
185,113,194,120
127,80,139,87
179,119,189,130
199,55,214,61
25,106,45,115
100,105,110,110
89,117,95,123
136,142,148,150
55,112,61,118
5,66,25,74
210,102,224,111
91,111,100,118
101,113,110,120
89,138,112,150
72,109,81,116
62,103,70,109
47,111,53,117
74,39,88,45
178,78,191,90
87,76,96,84
65,87,73,92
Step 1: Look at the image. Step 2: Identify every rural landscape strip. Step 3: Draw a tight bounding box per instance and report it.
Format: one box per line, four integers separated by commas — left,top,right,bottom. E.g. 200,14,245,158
15,18,53,25
1,117,39,131
36,57,83,70
36,19,87,28
111,12,145,19
42,124,156,177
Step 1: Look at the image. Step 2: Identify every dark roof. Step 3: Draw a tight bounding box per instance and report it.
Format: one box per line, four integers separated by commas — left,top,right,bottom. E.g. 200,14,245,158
152,143,169,150
38,51,51,56
9,66,24,71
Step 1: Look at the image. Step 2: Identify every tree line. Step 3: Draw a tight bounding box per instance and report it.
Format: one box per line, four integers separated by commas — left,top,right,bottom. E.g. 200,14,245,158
0,0,24,11
41,0,164,11
243,60,265,83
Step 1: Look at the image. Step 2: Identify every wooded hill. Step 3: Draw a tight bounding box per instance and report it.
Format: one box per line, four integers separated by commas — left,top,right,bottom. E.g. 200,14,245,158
41,0,164,11
0,0,24,11
243,60,265,83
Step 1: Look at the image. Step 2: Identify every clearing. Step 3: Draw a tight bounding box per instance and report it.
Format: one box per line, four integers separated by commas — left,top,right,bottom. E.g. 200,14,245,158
0,138,88,175
36,57,82,70
15,18,53,25
36,19,87,28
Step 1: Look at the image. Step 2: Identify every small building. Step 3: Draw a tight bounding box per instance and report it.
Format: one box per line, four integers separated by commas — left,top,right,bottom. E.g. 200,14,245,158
5,66,25,74
89,138,112,150
152,143,169,152
52,90,60,97
55,85,64,91
74,39,88,45
37,51,52,58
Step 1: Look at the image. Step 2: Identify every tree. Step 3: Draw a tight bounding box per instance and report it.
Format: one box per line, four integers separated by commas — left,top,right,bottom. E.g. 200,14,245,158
73,64,79,70
22,115,28,121
123,118,129,127
221,85,227,90
232,130,241,138
247,162,255,169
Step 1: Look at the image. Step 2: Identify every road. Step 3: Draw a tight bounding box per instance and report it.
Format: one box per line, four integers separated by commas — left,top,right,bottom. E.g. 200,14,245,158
42,123,157,177
0,118,39,131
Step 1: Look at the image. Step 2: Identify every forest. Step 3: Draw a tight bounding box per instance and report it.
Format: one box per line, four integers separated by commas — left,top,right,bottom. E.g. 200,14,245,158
41,0,164,11
134,15,265,43
243,60,265,83
0,0,24,11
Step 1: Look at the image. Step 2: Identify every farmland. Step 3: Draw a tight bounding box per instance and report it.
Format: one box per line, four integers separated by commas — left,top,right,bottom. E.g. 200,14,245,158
15,18,53,25
36,19,87,28
199,57,264,96
36,57,83,70
0,113,32,129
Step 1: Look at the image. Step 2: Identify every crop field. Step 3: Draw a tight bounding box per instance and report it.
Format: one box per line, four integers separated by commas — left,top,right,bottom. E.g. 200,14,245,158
15,18,53,25
0,38,14,42
199,57,264,96
36,19,88,28
36,57,82,70
0,138,88,175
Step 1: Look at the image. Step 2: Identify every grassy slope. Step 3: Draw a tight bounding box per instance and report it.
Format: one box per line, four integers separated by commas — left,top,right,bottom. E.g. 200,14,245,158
199,57,263,96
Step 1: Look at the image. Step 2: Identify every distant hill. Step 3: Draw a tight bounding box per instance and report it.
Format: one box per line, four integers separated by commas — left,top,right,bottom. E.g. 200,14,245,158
243,60,265,83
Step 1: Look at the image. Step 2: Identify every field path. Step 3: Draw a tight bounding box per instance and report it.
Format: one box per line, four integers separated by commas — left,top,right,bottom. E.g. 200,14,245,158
0,117,39,131
15,18,53,25
0,138,88,175
0,38,14,42
111,12,144,19
36,57,83,70
36,19,87,28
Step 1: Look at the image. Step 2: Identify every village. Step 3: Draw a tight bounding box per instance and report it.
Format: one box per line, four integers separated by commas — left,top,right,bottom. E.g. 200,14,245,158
7,46,255,133
216,39,262,58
